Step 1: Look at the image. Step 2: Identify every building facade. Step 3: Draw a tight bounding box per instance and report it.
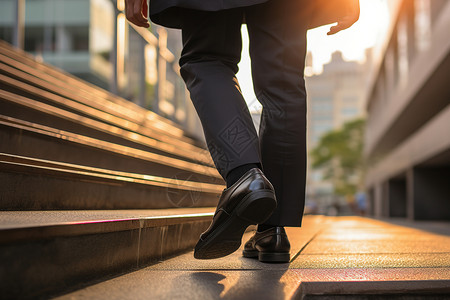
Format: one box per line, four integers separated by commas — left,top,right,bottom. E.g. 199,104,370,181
364,0,450,220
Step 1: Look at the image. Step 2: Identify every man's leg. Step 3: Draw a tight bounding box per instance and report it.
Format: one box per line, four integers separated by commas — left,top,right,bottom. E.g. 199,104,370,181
179,8,277,259
179,8,262,183
245,0,309,227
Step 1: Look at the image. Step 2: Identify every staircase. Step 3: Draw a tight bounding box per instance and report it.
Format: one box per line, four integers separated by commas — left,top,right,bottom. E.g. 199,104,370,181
0,40,224,299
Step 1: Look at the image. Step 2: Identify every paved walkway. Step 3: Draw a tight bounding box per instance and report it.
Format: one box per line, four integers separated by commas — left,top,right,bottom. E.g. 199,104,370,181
56,216,450,299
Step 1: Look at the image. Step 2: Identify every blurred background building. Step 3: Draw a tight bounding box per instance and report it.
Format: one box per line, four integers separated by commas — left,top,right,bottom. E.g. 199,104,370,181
0,0,204,141
364,0,450,220
305,50,371,214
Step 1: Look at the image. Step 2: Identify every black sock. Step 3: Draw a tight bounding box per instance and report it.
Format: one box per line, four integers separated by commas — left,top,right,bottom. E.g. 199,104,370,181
225,163,261,188
257,224,281,232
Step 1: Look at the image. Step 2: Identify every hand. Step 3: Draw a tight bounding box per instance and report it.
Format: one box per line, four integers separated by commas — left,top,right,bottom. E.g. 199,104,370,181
125,0,149,28
327,0,360,35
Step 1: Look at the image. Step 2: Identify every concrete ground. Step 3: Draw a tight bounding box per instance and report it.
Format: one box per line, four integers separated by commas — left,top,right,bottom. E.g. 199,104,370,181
56,216,450,299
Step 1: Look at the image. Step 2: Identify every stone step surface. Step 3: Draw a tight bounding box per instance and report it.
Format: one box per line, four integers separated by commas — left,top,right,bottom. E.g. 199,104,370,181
0,82,213,166
0,153,222,210
0,208,214,299
55,216,450,299
0,70,211,162
0,116,222,184
0,41,196,146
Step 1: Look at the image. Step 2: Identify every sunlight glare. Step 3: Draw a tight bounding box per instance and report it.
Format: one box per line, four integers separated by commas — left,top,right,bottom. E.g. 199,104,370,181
237,0,390,109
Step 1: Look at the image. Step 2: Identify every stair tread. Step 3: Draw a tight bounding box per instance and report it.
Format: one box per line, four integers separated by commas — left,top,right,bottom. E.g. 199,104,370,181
0,115,221,180
0,208,214,231
0,42,191,142
0,153,223,192
0,153,222,210
0,71,209,156
1,208,214,299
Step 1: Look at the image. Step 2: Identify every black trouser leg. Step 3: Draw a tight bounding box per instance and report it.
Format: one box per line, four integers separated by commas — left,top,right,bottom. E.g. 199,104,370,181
246,0,308,226
179,9,262,180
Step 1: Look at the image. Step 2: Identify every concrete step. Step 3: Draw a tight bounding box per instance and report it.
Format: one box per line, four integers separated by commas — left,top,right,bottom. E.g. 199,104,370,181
0,115,223,184
0,208,214,299
0,84,214,167
0,41,200,147
0,60,208,157
54,216,450,300
0,153,222,210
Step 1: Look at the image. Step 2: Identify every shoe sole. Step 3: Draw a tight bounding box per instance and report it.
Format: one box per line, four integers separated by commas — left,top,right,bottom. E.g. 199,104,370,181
243,249,290,263
242,249,258,258
194,190,276,259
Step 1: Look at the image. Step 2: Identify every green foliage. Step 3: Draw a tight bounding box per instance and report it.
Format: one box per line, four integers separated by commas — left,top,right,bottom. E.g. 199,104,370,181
310,118,366,196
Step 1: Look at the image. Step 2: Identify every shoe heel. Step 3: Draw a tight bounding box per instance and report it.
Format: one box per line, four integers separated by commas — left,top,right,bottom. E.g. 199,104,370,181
258,252,290,263
236,190,277,224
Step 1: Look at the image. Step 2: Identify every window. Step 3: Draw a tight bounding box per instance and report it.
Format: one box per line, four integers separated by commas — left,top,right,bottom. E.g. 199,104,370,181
313,115,333,121
65,26,89,51
341,107,358,117
24,26,56,52
313,102,333,113
0,27,13,44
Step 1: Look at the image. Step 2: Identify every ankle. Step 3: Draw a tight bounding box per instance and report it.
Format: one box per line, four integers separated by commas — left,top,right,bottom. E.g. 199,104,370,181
226,163,261,188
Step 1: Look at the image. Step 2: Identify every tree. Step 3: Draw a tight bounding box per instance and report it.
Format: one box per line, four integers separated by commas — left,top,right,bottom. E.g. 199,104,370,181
310,118,365,197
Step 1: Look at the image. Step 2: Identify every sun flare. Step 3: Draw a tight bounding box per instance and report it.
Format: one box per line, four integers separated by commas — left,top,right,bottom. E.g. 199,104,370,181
237,0,391,108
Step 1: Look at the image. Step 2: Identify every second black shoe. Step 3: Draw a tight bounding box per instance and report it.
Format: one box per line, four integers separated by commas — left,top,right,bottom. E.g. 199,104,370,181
194,168,277,259
242,226,290,263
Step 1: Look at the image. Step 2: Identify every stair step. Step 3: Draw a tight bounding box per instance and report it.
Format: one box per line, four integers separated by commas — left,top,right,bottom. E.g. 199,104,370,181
0,153,222,210
0,41,195,144
0,115,222,184
0,68,208,156
0,208,213,299
0,85,213,166
0,41,222,300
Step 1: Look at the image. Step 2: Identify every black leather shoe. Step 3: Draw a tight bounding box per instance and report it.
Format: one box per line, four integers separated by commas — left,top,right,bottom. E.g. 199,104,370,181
243,227,290,263
194,168,277,259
